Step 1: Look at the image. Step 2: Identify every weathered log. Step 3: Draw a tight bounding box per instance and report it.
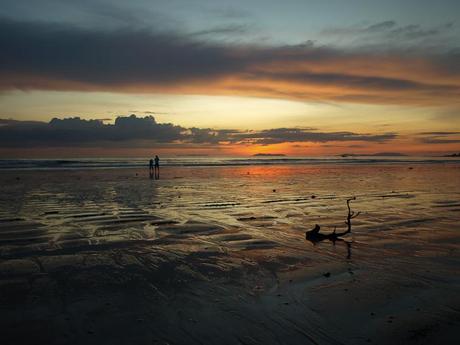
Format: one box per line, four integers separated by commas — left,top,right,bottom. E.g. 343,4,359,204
305,224,350,241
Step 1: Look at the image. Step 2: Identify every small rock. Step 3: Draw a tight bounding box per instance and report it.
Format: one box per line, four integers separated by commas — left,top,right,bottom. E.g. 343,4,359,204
273,189,276,192
323,272,331,278
311,195,316,199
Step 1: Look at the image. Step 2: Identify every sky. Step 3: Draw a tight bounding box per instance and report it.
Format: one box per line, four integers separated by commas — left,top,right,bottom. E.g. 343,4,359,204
1,0,460,157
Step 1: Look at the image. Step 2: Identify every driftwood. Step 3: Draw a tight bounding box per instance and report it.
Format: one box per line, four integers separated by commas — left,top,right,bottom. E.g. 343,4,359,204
306,197,360,242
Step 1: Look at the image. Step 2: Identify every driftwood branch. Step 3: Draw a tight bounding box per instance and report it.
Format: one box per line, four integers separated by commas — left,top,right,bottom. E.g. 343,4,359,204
345,197,358,234
306,197,359,242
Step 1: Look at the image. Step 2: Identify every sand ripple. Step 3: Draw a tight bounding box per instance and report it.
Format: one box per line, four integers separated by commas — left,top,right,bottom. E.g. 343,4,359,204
0,165,459,344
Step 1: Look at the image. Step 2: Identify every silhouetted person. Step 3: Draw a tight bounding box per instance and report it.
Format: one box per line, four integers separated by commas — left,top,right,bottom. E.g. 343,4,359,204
149,158,154,179
154,155,160,180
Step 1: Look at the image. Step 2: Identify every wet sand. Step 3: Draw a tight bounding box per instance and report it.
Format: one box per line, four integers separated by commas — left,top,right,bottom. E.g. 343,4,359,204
0,164,459,344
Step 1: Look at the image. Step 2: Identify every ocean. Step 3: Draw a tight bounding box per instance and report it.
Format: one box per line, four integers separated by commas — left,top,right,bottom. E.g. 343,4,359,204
0,155,458,170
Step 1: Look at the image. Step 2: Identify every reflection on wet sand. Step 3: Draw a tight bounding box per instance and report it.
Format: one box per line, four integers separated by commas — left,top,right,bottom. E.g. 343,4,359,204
0,165,459,344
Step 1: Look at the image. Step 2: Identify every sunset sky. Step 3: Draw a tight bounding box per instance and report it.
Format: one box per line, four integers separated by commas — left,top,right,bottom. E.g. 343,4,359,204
1,0,460,157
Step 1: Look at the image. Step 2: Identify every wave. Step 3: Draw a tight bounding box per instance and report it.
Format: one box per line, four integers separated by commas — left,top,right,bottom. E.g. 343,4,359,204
0,156,459,170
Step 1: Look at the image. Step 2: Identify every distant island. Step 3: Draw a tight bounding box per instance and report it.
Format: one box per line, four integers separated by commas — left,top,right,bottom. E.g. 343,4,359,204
340,152,407,157
443,153,460,157
253,153,286,157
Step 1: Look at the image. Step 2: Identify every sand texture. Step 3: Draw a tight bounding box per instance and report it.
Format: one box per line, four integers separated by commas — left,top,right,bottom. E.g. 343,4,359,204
0,165,459,344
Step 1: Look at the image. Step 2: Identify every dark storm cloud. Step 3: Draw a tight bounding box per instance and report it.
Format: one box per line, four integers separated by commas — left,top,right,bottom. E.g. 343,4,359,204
0,16,344,89
0,116,398,148
0,17,244,86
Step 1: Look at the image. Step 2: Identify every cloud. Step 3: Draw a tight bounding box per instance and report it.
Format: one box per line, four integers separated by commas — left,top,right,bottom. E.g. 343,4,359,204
365,21,397,33
1,17,460,106
0,17,246,86
388,22,454,39
186,127,234,144
0,0,174,31
0,17,330,88
417,131,460,144
323,20,454,41
230,128,397,145
418,131,460,135
0,115,399,148
190,24,250,37
0,115,183,147
0,119,45,127
129,110,170,115
249,70,457,92
420,138,460,144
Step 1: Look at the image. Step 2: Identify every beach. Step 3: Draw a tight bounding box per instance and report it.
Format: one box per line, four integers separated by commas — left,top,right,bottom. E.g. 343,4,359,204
1,163,459,344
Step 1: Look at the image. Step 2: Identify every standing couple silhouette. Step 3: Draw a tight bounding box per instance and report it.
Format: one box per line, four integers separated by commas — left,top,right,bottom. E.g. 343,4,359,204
149,155,160,180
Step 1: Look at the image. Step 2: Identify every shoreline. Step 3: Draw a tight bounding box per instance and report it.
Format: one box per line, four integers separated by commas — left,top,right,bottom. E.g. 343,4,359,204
1,156,460,172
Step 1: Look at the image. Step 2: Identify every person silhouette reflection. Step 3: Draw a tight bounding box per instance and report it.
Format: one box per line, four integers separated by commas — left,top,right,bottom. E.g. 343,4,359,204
149,158,154,179
154,155,160,180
